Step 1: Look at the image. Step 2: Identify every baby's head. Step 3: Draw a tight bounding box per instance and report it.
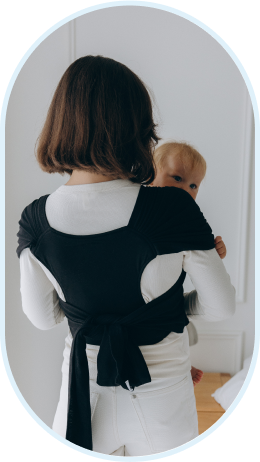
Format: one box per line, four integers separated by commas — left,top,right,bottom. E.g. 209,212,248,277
152,142,206,200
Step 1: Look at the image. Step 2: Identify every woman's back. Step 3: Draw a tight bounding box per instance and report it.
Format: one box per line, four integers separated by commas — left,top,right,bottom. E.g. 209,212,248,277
45,179,185,308
19,178,235,380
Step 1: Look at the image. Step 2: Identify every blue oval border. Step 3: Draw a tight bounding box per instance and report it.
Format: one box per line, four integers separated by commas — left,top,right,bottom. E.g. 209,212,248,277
1,2,258,460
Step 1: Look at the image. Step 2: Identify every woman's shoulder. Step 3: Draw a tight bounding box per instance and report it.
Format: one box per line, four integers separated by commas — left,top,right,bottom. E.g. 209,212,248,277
129,185,215,254
131,185,202,222
18,194,50,229
151,184,196,201
16,194,50,258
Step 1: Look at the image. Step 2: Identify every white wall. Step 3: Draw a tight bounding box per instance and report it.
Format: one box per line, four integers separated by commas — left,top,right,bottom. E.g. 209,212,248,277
6,6,254,427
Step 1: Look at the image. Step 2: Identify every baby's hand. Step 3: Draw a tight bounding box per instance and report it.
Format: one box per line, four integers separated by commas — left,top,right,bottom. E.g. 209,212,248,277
214,236,227,259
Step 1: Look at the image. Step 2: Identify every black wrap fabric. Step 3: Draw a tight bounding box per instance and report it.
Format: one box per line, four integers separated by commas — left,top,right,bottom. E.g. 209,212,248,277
16,185,215,450
59,269,187,449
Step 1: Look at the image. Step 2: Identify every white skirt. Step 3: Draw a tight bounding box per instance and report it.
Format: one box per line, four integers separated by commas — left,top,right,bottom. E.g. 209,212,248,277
52,341,199,456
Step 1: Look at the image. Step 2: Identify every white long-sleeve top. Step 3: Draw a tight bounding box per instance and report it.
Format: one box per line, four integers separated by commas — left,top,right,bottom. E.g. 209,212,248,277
19,179,236,379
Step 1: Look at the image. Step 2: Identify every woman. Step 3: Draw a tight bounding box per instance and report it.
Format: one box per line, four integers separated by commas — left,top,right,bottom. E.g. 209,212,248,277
16,56,236,456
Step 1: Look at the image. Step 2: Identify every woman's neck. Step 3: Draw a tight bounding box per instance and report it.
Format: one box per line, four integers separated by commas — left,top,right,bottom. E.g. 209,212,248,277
65,169,121,186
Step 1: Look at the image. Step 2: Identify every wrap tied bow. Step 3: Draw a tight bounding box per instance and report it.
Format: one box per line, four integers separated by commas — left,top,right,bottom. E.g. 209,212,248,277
57,269,186,450
97,322,151,389
59,307,152,450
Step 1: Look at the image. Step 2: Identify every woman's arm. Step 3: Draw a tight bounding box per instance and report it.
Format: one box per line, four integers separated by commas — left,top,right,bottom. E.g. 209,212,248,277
183,248,236,322
19,247,65,330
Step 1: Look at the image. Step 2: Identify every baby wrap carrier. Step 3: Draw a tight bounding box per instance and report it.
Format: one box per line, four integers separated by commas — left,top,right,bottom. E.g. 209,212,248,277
16,185,215,451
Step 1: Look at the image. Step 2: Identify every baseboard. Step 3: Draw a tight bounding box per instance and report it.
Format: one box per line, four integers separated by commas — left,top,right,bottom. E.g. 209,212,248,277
189,330,243,376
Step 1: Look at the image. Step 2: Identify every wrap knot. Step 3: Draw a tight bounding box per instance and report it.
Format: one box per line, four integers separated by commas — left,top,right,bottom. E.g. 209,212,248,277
96,322,151,390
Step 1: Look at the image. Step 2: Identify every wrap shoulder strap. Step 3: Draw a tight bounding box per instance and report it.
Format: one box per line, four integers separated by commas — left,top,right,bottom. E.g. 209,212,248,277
16,195,50,258
128,185,215,254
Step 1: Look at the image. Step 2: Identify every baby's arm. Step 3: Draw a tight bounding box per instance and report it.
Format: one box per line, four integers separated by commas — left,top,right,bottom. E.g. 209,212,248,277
214,236,227,259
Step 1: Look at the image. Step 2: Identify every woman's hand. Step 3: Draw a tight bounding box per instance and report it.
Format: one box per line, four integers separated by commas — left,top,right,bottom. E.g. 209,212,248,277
214,236,227,259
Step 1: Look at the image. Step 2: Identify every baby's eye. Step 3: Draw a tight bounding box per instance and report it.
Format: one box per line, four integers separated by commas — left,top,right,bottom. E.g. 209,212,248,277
172,176,182,182
190,184,197,189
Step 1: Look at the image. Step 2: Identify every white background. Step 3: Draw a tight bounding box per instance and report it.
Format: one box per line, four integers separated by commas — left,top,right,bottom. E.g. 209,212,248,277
5,1,254,428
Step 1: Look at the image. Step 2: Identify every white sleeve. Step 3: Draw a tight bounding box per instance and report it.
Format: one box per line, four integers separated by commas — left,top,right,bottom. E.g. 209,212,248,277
183,248,236,322
19,247,66,330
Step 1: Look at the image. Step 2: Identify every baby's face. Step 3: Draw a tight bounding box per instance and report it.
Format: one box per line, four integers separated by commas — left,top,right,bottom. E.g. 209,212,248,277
152,154,205,200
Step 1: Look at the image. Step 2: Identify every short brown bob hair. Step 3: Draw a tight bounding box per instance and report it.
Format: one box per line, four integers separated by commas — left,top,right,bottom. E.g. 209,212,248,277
36,55,160,184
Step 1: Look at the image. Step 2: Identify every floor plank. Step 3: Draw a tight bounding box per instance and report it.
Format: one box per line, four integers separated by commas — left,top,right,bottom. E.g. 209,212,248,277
194,372,231,434
220,373,232,386
197,411,224,434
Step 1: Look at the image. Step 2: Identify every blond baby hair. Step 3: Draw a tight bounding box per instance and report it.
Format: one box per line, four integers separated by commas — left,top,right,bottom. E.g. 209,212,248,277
154,141,207,178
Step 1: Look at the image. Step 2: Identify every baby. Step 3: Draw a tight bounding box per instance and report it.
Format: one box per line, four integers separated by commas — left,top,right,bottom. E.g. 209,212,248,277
151,141,227,386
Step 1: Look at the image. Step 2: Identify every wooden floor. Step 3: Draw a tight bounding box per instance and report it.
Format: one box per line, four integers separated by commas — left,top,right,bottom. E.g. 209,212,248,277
194,372,231,434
